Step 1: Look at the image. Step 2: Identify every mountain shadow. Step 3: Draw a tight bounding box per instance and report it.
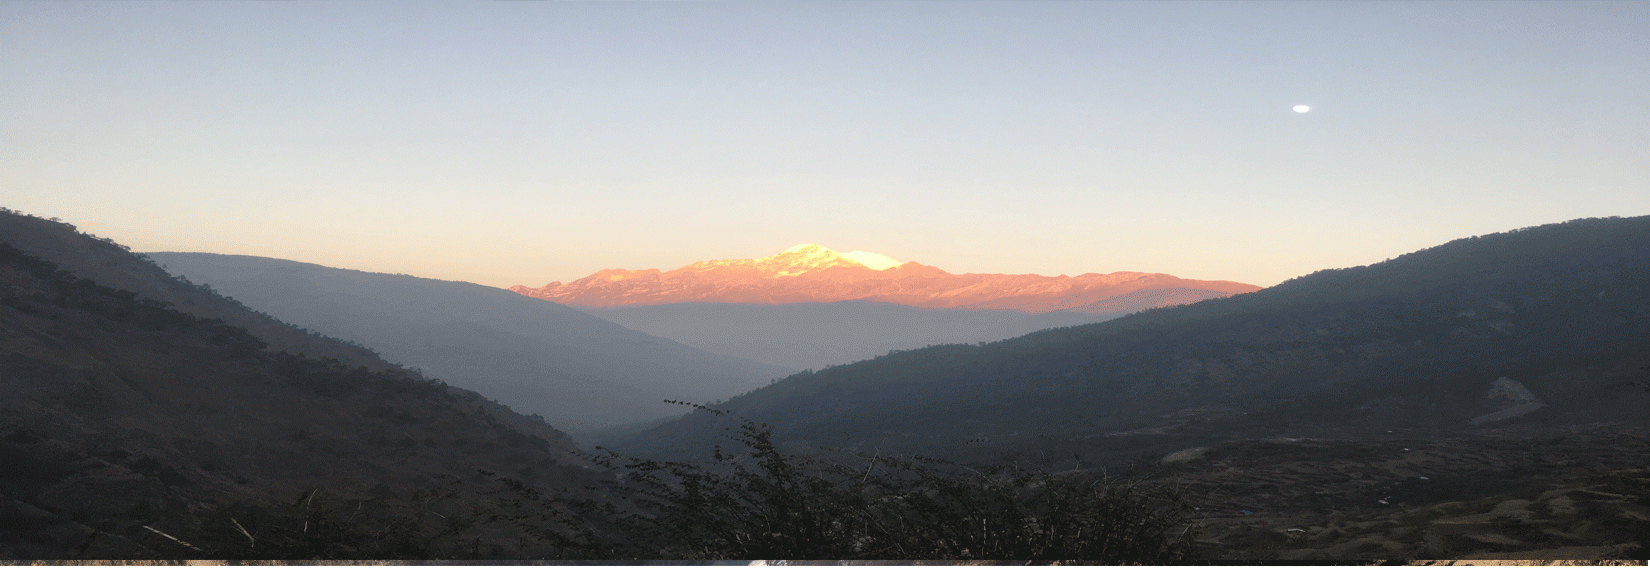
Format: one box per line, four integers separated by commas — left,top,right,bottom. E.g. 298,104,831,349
144,253,794,432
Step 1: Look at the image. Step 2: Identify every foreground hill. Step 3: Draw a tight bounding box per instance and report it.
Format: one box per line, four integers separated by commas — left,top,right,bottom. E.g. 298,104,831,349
615,216,1650,467
511,244,1256,313
145,253,792,431
0,211,599,558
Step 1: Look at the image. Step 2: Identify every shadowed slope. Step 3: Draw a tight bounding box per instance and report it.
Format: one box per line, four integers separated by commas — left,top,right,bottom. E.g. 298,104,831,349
0,210,600,558
0,213,395,368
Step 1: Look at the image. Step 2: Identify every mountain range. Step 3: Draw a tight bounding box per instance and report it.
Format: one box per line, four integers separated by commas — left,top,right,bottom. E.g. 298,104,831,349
144,253,792,432
613,216,1650,468
510,244,1258,313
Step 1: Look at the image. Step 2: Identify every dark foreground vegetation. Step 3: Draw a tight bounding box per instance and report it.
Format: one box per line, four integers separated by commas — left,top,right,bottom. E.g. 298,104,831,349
507,406,1194,562
127,408,1197,562
115,415,1650,562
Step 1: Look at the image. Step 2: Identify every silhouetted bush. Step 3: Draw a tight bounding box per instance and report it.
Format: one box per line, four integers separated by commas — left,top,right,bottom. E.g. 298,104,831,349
148,481,500,560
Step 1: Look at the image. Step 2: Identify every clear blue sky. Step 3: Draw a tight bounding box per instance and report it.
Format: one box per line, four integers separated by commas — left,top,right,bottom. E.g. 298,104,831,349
4,1,1646,288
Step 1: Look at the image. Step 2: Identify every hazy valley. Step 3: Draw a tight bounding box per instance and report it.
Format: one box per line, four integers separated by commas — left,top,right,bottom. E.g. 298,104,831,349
147,244,1247,420
525,243,1252,371
582,300,1125,371
3,209,1648,561
144,252,792,432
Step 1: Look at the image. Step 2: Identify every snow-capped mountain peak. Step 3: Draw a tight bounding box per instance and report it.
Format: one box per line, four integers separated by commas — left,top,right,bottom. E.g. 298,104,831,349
777,244,902,271
767,244,861,277
674,245,868,279
842,250,903,271
783,243,827,254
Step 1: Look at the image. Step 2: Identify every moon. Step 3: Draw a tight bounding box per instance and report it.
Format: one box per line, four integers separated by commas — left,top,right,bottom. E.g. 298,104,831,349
1293,105,1311,113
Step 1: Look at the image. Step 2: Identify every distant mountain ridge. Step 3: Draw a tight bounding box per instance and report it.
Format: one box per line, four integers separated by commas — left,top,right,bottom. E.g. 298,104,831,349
510,244,1260,313
145,253,793,432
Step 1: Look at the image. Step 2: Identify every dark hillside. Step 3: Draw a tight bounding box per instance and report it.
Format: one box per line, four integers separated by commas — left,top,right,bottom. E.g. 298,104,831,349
0,211,599,558
616,216,1650,466
0,211,394,369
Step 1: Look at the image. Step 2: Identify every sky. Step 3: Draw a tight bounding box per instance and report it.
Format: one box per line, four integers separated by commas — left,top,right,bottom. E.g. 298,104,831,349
3,1,1646,289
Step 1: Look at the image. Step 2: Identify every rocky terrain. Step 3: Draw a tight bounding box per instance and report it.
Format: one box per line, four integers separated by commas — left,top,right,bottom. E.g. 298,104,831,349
510,243,1258,313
